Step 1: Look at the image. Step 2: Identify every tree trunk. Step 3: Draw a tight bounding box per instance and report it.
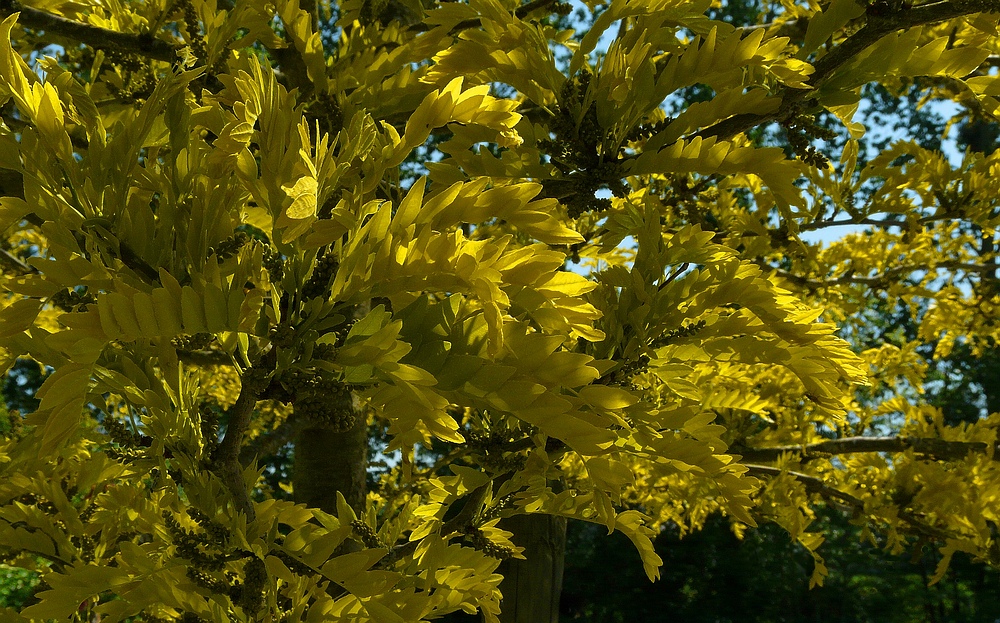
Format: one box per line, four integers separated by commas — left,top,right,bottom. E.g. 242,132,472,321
496,514,567,623
293,414,367,516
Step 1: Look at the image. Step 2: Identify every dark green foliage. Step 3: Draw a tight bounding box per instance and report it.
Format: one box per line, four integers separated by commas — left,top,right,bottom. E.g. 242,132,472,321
561,513,1000,623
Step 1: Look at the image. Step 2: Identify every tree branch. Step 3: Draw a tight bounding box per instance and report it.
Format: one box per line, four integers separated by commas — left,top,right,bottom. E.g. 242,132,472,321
210,349,275,521
4,3,180,63
760,258,999,291
696,0,998,142
239,414,305,466
384,482,492,566
176,348,232,367
409,0,559,34
737,436,997,463
744,463,955,541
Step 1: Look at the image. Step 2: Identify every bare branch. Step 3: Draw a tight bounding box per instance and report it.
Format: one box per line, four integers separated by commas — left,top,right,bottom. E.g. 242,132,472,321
737,436,997,463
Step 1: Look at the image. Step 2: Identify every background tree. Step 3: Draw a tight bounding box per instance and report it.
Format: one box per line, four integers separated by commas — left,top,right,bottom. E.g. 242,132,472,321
0,0,999,622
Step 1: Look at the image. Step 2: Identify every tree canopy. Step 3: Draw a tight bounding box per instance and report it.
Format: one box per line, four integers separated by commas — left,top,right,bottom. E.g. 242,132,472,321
0,0,999,620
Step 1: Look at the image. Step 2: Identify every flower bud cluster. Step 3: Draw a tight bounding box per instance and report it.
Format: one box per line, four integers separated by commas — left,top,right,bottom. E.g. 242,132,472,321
209,232,249,262
70,534,97,563
480,494,515,522
273,550,313,576
652,319,708,347
241,365,272,395
301,252,339,301
782,113,836,169
236,557,268,614
268,323,297,349
50,288,96,312
263,247,285,284
466,526,515,561
178,0,207,60
601,354,651,387
305,92,344,139
105,48,155,103
540,70,626,218
164,509,231,572
311,342,339,361
466,430,528,473
351,520,384,549
198,403,220,458
171,332,214,351
280,368,356,430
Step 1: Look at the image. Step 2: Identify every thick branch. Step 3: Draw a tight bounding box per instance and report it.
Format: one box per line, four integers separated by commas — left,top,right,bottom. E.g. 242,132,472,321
737,436,997,463
5,4,180,63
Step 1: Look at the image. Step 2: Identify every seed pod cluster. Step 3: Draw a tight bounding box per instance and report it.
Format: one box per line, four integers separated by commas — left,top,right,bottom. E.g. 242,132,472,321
301,252,339,301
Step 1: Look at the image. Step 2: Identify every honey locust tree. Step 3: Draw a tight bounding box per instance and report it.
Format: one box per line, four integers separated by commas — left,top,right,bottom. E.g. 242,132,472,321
1,0,1000,621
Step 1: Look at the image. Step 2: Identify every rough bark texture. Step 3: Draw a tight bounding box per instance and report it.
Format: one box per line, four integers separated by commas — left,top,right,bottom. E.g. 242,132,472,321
292,411,367,516
497,514,567,623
